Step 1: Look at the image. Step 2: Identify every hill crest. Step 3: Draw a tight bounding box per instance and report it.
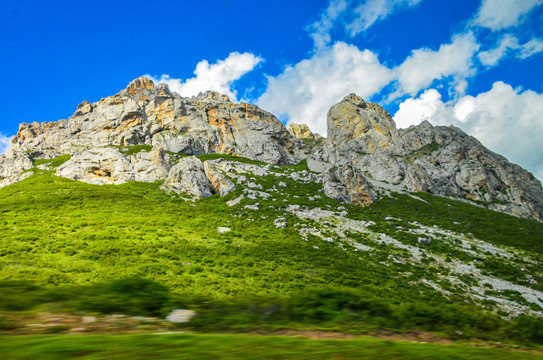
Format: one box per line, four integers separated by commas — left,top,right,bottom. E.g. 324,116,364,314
1,77,542,221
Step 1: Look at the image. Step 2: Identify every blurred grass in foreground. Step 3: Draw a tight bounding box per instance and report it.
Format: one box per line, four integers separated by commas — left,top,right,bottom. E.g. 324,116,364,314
0,334,542,360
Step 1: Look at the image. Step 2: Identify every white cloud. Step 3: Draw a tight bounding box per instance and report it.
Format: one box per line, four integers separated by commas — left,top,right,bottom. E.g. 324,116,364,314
307,0,348,49
346,0,423,36
257,42,393,136
393,89,451,128
477,34,519,66
147,52,262,101
518,37,543,58
394,32,480,97
393,82,543,180
0,134,11,154
472,0,543,31
257,33,480,136
477,34,543,66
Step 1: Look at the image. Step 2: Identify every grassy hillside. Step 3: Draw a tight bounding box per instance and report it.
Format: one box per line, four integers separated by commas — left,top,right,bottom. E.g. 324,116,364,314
0,157,542,348
1,334,542,360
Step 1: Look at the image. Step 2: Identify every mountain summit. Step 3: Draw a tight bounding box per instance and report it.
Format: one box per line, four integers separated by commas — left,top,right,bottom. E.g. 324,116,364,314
1,77,542,221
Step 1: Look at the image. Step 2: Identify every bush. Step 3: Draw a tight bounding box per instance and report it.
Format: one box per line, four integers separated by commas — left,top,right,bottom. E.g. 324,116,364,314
75,278,170,317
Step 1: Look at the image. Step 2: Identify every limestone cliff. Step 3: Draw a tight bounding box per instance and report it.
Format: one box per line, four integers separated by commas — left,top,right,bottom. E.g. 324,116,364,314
9,77,302,166
1,79,542,221
314,94,543,222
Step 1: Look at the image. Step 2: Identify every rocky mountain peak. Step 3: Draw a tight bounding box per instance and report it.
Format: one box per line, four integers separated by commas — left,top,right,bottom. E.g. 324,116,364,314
327,94,397,154
125,76,155,96
192,91,231,103
1,78,542,222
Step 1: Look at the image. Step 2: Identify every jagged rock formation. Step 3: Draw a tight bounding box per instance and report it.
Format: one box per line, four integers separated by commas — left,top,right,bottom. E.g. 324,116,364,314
323,164,378,206
8,77,302,166
288,123,321,140
1,79,542,221
314,94,543,221
56,147,173,185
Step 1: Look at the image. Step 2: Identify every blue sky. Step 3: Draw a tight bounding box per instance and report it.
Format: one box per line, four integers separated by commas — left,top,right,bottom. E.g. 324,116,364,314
1,0,542,178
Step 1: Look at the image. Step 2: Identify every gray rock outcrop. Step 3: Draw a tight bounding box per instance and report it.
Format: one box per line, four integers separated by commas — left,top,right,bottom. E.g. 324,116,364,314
204,161,236,197
9,77,302,166
163,156,214,198
1,78,542,221
323,164,378,206
56,147,135,185
317,94,543,221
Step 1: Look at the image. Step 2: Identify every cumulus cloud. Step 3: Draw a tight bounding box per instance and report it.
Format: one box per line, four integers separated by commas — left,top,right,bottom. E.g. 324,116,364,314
0,134,11,154
478,34,543,66
147,52,262,101
346,0,424,36
393,82,543,180
307,0,348,49
258,33,480,135
472,0,543,31
394,32,480,97
257,42,393,136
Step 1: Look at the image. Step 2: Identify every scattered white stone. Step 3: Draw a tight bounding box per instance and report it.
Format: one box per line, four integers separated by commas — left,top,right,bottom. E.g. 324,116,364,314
226,196,243,207
286,204,300,213
244,203,259,210
166,309,196,323
417,237,432,244
217,227,231,233
274,217,287,229
247,182,262,189
82,316,97,323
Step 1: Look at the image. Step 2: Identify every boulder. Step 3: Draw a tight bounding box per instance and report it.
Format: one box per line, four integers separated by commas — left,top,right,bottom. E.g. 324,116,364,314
323,164,377,206
56,147,134,185
163,156,213,198
204,161,236,197
131,147,172,183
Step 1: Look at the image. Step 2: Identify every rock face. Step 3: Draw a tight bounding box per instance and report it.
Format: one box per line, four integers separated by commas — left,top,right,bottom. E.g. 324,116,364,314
163,157,214,198
204,161,236,197
162,156,236,198
9,77,302,166
323,164,378,206
1,79,542,221
56,148,135,185
288,123,321,139
316,94,543,222
56,147,173,185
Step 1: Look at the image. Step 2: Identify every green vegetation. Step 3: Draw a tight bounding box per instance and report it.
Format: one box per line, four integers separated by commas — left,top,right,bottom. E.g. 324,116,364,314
359,192,543,254
33,154,71,168
1,280,542,346
109,145,153,156
403,142,441,163
197,153,268,165
301,137,325,148
2,334,542,360
1,157,542,352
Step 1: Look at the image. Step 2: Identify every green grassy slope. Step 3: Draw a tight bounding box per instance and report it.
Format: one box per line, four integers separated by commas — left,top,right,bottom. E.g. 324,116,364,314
1,160,543,347
1,334,542,360
0,171,443,304
1,162,542,298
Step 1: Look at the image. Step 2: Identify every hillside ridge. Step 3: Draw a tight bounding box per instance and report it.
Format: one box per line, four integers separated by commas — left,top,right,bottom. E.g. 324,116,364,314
1,77,542,221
